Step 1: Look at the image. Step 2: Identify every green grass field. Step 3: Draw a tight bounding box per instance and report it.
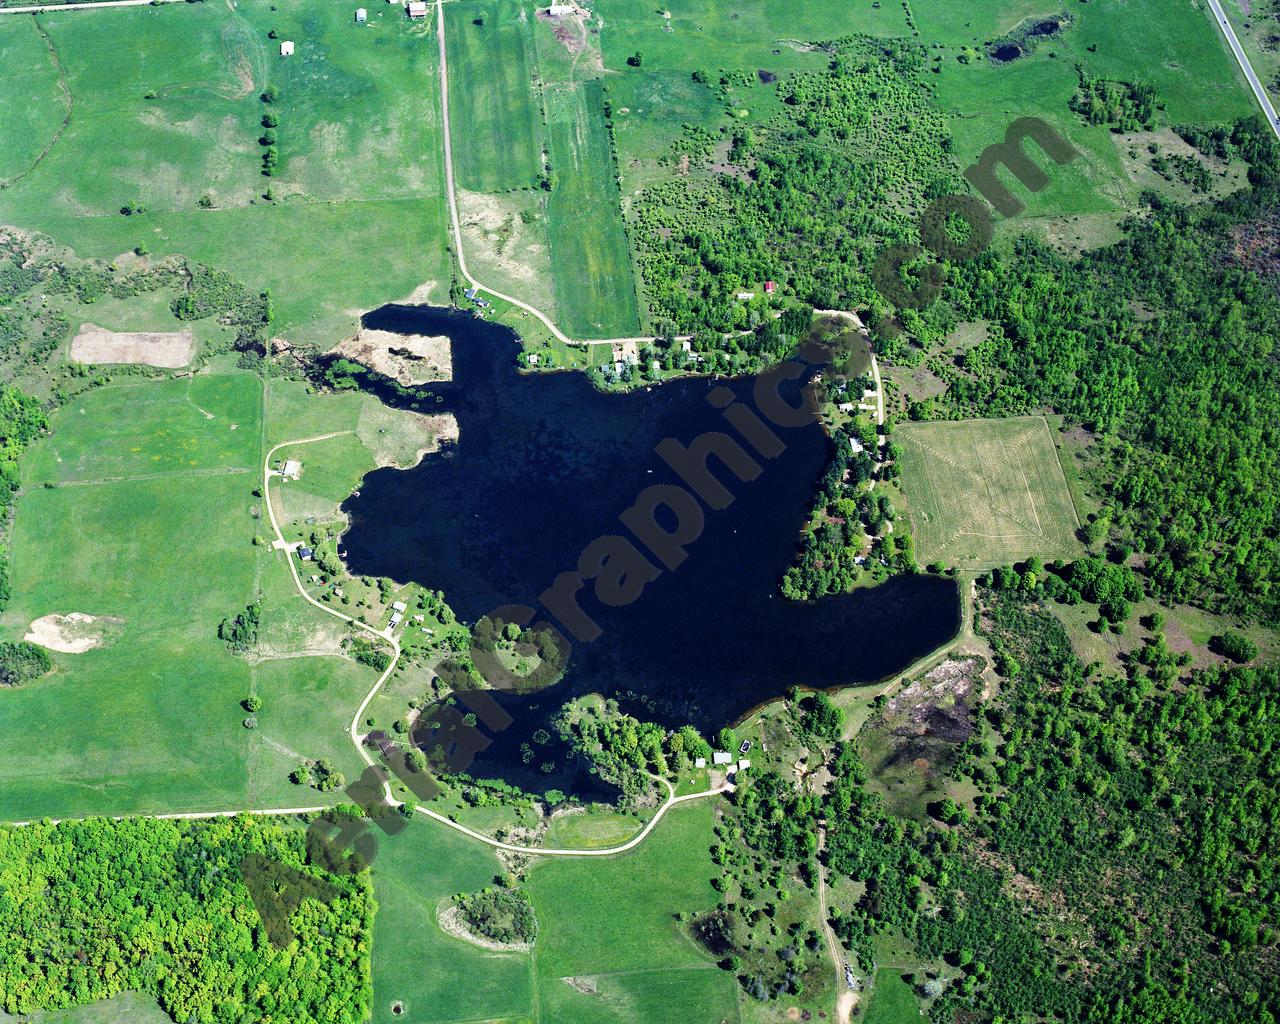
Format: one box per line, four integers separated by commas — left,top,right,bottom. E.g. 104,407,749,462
0,992,174,1024
446,0,545,191
864,969,921,1024
0,2,452,345
0,371,445,820
525,801,738,1022
544,79,641,338
895,416,1083,570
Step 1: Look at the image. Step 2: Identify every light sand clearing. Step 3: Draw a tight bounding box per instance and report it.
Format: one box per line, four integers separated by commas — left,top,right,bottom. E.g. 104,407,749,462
25,612,121,654
70,323,196,368
331,328,452,386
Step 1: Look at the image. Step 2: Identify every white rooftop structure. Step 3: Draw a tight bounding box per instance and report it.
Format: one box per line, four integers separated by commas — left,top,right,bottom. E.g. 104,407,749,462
355,7,367,21
280,40,295,56
694,757,706,768
281,459,301,479
712,751,733,766
407,1,427,17
737,758,751,772
547,3,575,14
391,600,407,612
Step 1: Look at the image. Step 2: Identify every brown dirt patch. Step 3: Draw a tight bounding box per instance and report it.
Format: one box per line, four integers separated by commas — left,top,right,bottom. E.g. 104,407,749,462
70,323,195,368
331,329,452,386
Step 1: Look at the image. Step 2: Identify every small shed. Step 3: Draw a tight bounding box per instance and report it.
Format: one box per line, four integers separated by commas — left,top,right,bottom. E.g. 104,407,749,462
355,7,367,21
694,757,707,769
407,1,427,17
764,280,776,294
737,758,751,772
280,40,295,56
735,291,755,301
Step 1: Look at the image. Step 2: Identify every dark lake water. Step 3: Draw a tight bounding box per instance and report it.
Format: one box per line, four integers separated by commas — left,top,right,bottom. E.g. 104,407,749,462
339,306,960,794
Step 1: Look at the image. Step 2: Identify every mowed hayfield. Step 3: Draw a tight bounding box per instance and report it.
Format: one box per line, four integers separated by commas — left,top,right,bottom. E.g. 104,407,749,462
0,2,451,345
445,0,545,191
544,79,641,337
0,371,418,821
366,801,732,1024
895,416,1083,570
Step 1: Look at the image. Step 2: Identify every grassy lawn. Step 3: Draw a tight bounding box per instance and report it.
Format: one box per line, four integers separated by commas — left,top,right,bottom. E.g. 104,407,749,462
863,968,921,1024
895,416,1083,570
525,800,737,1021
446,0,545,191
0,1,452,345
544,79,641,338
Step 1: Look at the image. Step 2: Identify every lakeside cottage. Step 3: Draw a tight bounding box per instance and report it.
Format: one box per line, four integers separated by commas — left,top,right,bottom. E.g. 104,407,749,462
712,751,733,766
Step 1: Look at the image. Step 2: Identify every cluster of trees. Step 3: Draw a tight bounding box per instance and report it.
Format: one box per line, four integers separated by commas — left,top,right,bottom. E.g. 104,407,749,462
983,556,1145,633
934,116,1280,620
0,640,52,686
452,883,537,946
554,699,710,804
291,758,346,792
0,816,372,1022
1070,74,1159,131
630,38,956,333
344,633,392,671
0,386,46,609
217,598,261,653
781,426,914,600
1151,149,1213,193
171,262,272,357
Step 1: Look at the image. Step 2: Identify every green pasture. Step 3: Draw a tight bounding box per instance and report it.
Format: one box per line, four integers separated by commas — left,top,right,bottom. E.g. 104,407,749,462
0,1,451,345
368,817,533,1024
921,0,1255,225
0,992,174,1024
446,0,545,191
895,416,1082,570
0,17,68,188
544,79,641,337
0,371,405,820
595,0,911,72
526,801,736,1020
864,969,921,1024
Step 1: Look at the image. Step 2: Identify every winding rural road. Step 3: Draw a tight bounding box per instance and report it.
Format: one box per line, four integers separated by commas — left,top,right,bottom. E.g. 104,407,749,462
1204,0,1280,140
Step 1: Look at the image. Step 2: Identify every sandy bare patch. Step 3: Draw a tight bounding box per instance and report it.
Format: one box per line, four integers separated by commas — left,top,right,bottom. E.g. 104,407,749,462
331,329,452,386
400,279,440,304
436,902,533,953
25,612,122,654
71,323,195,368
457,190,552,291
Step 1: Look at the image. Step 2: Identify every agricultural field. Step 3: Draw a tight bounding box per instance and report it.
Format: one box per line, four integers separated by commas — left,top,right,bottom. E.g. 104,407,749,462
0,1,451,347
0,369,446,821
895,416,1083,570
543,79,641,337
863,968,921,1024
445,0,545,191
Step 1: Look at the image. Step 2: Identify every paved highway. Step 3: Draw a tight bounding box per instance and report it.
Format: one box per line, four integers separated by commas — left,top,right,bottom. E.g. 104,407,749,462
1204,0,1280,140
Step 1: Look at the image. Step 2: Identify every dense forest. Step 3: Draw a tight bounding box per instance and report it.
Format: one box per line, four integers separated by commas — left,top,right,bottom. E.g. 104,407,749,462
630,36,957,333
929,117,1280,620
0,816,372,1023
716,581,1280,1022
